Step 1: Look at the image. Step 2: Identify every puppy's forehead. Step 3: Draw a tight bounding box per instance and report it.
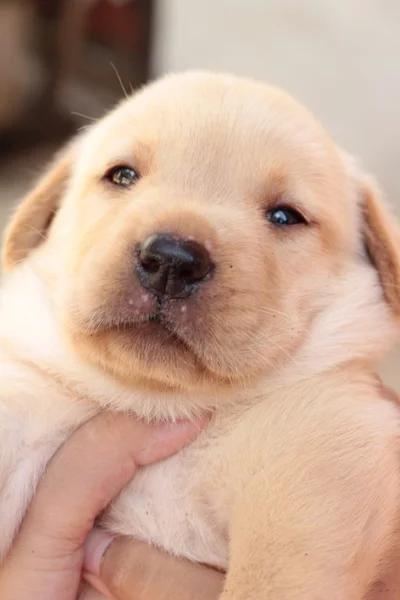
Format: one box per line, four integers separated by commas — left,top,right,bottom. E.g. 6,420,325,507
91,73,329,157
81,72,349,206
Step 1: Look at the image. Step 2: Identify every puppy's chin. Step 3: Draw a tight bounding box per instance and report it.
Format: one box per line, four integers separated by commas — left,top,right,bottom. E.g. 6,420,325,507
66,317,229,393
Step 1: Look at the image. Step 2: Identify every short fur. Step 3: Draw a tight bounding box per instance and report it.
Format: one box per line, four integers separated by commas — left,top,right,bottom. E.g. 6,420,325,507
1,71,400,599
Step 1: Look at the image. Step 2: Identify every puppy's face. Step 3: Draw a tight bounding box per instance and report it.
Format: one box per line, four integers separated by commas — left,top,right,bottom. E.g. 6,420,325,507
3,72,400,393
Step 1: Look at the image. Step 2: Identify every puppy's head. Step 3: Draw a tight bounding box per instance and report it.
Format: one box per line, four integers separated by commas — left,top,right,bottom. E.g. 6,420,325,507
3,72,400,393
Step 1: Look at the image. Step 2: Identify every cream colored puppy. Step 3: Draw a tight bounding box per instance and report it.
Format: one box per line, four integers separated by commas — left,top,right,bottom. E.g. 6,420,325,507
1,71,400,600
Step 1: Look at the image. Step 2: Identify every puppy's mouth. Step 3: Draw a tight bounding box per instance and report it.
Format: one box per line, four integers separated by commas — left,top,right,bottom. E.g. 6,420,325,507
147,311,163,325
73,289,208,375
105,302,194,351
139,311,185,342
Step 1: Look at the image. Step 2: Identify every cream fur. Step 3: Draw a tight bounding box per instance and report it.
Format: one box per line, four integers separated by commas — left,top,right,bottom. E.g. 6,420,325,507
1,71,400,599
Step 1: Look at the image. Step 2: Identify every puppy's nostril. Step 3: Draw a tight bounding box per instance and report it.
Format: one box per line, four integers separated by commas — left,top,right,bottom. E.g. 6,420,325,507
137,233,212,298
179,264,198,280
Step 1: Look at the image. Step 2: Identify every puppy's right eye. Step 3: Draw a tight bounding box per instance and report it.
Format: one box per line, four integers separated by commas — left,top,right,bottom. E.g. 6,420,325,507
105,166,139,187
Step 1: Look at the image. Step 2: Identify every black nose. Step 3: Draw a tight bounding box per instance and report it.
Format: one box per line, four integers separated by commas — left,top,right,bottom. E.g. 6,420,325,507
137,233,212,298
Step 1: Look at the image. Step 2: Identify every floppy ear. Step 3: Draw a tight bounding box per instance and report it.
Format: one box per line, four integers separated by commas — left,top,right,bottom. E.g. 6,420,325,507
357,172,400,316
2,143,75,272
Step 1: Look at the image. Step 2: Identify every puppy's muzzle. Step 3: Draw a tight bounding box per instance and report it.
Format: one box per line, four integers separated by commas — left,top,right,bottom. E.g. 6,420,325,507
137,233,213,299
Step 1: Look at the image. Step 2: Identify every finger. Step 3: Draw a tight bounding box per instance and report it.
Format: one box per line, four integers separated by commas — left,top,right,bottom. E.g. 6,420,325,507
84,532,224,600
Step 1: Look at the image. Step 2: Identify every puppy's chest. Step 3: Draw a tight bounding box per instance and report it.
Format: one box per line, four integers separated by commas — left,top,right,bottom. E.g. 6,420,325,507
103,438,231,570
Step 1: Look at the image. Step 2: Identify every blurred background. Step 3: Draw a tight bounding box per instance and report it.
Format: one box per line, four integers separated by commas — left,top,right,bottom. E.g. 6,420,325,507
0,0,398,389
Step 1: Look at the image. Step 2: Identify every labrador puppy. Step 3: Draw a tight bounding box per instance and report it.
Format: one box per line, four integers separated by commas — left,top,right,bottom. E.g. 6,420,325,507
1,71,400,599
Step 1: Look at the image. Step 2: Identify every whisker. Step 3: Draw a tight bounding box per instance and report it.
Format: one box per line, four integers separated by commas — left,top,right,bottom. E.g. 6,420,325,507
268,338,298,366
25,225,46,241
71,111,98,121
253,306,293,320
110,62,129,99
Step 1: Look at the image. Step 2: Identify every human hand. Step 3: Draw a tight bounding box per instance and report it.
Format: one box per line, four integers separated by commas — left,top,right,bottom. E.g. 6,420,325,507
0,412,208,600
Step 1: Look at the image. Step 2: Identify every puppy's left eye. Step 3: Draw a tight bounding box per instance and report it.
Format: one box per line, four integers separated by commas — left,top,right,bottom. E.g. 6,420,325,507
105,166,139,187
267,206,307,226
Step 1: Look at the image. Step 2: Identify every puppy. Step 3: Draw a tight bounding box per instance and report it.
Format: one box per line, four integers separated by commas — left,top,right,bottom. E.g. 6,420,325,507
1,71,400,599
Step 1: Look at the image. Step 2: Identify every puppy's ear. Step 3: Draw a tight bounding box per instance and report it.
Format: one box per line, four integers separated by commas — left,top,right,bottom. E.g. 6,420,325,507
355,169,400,316
2,142,75,271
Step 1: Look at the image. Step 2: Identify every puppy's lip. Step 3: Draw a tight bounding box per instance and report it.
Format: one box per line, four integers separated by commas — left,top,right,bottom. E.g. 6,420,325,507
148,312,163,324
126,306,170,327
105,309,185,341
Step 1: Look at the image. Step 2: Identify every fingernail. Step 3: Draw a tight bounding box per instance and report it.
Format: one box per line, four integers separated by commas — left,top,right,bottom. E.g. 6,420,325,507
83,527,115,575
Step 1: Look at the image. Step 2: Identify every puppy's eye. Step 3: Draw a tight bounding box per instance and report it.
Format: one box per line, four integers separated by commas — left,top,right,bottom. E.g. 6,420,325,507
105,166,139,187
267,206,307,226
